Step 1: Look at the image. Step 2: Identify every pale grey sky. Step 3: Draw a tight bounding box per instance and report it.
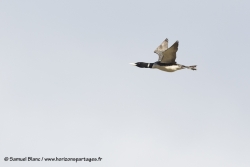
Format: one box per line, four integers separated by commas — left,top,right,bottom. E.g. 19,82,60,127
0,0,250,167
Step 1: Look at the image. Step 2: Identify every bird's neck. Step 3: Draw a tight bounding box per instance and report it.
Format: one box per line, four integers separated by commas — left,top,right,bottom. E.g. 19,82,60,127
139,63,154,68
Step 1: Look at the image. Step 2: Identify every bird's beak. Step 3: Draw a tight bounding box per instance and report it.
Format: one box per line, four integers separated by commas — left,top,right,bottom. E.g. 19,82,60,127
129,63,136,66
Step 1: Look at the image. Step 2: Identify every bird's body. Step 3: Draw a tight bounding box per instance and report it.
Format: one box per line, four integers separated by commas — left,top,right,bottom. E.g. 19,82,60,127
153,63,183,72
130,38,197,72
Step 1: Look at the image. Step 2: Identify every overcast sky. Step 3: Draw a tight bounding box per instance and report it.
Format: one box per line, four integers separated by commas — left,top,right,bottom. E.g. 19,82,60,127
1,0,250,167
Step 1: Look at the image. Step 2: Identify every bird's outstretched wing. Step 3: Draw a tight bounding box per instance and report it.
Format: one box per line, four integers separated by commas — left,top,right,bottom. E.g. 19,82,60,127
160,41,178,64
154,38,168,53
154,38,168,61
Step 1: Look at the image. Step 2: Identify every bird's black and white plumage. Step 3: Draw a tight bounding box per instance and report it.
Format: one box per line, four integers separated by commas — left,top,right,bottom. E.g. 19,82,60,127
130,38,197,72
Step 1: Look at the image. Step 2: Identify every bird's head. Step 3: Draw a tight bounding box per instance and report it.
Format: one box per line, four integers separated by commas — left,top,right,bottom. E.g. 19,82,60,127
129,62,149,68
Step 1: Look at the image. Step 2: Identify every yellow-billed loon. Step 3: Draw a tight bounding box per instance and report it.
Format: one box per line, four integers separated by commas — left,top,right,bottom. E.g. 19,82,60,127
130,38,197,72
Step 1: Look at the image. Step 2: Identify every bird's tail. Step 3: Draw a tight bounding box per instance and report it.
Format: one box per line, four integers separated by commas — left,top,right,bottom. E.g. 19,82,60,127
184,65,197,70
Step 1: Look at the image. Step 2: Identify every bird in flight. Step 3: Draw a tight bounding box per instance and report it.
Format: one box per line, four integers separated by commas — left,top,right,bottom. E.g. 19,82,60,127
130,38,197,72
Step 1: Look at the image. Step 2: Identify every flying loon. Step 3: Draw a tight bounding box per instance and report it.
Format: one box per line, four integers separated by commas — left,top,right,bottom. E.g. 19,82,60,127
130,38,197,72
